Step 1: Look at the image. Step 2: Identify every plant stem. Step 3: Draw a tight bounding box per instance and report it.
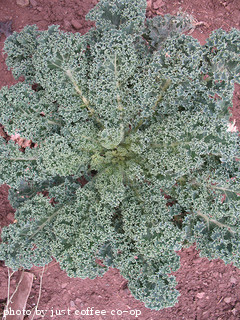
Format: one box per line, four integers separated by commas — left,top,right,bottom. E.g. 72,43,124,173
151,140,191,149
210,185,240,194
3,269,24,320
30,266,45,320
66,69,104,128
65,69,91,110
196,210,236,235
114,53,123,113
152,79,171,111
28,208,62,241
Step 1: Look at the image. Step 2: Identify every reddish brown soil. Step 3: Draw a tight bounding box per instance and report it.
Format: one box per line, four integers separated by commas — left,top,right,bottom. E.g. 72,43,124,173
0,0,240,319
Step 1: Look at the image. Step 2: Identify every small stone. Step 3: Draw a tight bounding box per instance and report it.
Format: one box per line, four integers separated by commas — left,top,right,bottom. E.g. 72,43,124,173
153,2,159,9
70,300,75,307
7,212,15,222
70,300,76,309
153,0,164,9
63,293,69,300
230,276,237,284
120,280,128,290
196,292,205,299
76,10,83,17
232,309,237,316
16,0,29,7
61,282,68,289
30,0,37,6
63,19,71,29
193,258,203,264
224,297,231,304
71,19,82,30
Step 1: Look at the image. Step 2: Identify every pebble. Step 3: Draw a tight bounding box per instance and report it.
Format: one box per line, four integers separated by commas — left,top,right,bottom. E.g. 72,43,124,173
7,212,15,222
64,19,71,29
196,292,205,299
70,300,76,308
69,300,77,311
153,0,164,9
153,2,159,9
16,0,29,7
71,19,82,30
232,309,237,316
224,297,231,303
230,276,237,284
30,0,37,6
76,10,83,17
61,282,68,289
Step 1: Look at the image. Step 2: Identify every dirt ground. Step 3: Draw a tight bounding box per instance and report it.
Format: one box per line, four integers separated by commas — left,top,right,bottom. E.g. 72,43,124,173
0,0,240,319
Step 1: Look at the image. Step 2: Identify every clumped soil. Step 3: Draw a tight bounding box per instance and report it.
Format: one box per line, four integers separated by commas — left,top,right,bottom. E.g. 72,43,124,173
0,0,240,319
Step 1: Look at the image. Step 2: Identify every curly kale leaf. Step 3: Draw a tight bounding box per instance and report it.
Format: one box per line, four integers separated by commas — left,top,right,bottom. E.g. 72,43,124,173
0,0,239,311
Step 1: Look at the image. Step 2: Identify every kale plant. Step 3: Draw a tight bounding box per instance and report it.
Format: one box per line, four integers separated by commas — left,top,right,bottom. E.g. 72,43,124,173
0,0,240,310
